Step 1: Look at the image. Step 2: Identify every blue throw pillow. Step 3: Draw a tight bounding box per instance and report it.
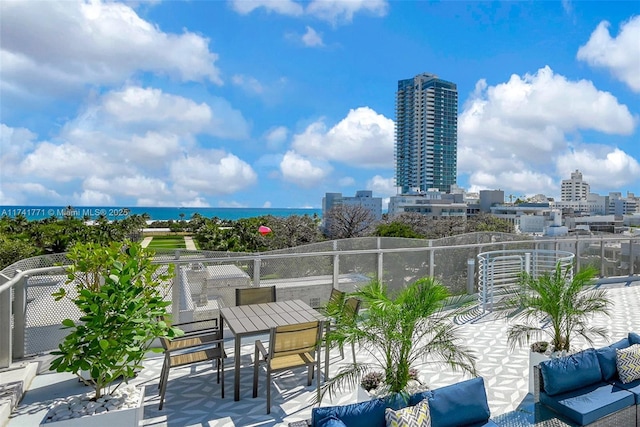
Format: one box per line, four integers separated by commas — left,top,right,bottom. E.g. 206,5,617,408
408,390,433,406
312,398,386,427
317,415,347,427
595,338,630,381
427,377,490,427
629,332,640,345
540,348,602,396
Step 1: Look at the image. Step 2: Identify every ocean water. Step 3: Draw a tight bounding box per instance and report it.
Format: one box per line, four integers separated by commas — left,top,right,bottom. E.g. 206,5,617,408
0,205,322,222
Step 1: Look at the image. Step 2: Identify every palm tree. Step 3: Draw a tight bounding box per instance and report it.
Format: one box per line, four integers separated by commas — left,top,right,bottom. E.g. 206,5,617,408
502,263,612,352
321,277,477,401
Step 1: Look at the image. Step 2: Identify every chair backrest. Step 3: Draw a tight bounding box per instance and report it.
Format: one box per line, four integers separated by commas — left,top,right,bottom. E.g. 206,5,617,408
269,321,322,359
328,288,345,306
235,286,276,306
344,297,361,319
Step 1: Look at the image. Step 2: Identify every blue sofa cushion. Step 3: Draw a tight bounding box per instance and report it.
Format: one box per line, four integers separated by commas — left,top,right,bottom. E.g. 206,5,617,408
629,332,640,345
612,378,640,404
539,382,634,426
539,349,602,396
317,415,347,427
312,398,386,427
466,422,499,427
427,377,490,427
595,338,630,382
408,389,433,406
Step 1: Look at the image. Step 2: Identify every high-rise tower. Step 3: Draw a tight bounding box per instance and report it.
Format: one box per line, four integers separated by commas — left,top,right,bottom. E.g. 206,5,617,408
395,73,458,194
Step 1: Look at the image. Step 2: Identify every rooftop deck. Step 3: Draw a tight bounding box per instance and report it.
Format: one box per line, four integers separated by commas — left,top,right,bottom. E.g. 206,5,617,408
6,280,640,427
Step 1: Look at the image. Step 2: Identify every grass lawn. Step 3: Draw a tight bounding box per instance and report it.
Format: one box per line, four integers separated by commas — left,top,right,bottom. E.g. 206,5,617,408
146,235,187,249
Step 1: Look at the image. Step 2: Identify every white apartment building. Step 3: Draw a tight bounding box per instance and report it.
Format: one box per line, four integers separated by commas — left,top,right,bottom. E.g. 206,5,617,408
388,190,466,218
561,169,590,201
322,190,383,230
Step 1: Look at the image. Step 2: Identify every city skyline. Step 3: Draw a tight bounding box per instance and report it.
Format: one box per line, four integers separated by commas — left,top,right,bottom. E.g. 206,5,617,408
1,1,639,209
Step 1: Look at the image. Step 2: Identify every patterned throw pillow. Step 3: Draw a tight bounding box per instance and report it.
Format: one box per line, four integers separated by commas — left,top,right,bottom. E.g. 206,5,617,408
384,398,431,427
616,344,640,384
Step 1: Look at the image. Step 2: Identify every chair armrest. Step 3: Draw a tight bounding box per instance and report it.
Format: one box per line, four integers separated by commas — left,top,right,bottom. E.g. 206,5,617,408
255,339,268,359
533,365,542,403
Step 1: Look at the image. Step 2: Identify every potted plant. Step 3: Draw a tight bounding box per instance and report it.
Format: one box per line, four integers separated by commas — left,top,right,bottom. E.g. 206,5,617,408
44,241,183,426
320,277,477,403
500,263,612,393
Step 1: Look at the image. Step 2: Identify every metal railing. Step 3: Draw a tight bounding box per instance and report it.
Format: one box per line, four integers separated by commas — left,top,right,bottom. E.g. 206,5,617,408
1,233,638,369
477,250,575,312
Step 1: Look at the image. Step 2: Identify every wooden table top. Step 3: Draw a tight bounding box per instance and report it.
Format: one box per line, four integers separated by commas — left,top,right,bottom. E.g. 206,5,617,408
220,300,324,336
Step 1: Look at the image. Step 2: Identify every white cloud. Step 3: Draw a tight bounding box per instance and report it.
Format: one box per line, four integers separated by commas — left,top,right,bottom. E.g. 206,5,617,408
0,189,17,205
307,0,388,25
338,177,355,187
232,74,265,94
367,175,397,197
279,150,331,187
229,0,303,16
74,189,115,206
0,0,222,99
264,126,289,149
292,107,395,168
230,0,387,25
96,86,250,140
302,26,324,47
21,142,118,183
556,146,640,191
262,201,272,208
180,197,211,208
577,16,640,92
0,123,37,172
170,152,257,195
459,66,637,195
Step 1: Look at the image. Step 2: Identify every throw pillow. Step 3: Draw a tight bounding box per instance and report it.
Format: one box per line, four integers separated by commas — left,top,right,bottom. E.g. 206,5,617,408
384,399,431,427
616,344,640,384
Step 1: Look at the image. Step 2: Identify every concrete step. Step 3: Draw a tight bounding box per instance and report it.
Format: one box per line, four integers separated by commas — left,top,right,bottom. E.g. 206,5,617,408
0,362,38,427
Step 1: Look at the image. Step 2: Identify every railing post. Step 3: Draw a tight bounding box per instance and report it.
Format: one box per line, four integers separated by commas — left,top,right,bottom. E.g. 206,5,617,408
428,240,434,278
629,238,634,276
466,259,475,294
333,240,339,288
0,273,12,368
525,253,531,275
575,237,581,272
600,237,605,278
377,252,383,281
253,257,261,286
172,252,181,323
13,271,26,361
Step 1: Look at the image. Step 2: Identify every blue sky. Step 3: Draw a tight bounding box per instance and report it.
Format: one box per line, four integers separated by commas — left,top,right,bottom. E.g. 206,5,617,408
1,0,639,209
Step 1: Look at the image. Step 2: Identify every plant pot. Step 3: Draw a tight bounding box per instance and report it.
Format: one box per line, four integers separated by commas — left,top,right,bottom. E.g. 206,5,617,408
355,384,373,403
40,385,144,427
529,351,550,394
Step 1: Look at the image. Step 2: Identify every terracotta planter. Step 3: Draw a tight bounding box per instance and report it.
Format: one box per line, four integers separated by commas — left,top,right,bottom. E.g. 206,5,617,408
40,385,144,427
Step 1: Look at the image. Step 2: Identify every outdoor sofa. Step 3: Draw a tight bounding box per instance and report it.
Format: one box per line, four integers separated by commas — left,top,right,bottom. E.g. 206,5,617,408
534,332,640,426
289,377,497,427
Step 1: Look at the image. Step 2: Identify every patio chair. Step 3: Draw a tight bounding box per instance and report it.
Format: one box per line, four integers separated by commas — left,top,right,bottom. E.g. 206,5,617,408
252,320,324,414
235,285,276,306
158,319,226,410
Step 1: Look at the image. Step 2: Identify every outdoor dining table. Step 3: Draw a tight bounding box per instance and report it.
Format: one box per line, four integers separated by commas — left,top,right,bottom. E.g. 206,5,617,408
219,299,326,401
